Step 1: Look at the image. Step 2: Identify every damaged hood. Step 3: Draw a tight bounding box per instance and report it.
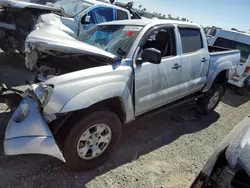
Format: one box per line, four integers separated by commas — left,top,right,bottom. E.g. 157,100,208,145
36,13,78,37
0,0,61,12
26,25,116,60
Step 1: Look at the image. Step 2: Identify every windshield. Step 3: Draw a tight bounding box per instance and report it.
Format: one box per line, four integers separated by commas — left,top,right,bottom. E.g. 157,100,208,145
78,25,142,58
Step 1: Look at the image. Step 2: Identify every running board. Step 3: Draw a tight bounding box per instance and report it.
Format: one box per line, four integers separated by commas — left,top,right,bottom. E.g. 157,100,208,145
138,93,204,118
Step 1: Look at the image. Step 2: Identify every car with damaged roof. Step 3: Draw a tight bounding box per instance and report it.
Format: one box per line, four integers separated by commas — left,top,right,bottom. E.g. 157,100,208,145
0,0,137,54
3,19,240,171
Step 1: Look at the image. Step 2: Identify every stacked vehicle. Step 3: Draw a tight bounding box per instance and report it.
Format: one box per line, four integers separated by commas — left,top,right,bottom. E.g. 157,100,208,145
0,0,139,53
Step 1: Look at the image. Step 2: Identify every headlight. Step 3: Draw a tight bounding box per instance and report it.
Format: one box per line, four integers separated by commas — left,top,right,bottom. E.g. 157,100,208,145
12,102,29,123
33,83,53,107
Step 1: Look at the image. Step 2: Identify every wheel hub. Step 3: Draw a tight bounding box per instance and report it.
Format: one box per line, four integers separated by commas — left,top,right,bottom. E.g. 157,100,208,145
88,135,99,146
208,91,220,109
77,123,112,160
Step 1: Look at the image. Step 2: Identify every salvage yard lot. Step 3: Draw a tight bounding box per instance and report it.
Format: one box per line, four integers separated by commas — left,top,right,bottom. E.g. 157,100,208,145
0,52,250,188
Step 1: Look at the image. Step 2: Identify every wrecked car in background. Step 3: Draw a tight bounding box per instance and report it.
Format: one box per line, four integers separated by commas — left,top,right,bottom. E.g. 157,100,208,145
0,0,137,54
4,19,240,171
191,115,250,188
0,0,61,53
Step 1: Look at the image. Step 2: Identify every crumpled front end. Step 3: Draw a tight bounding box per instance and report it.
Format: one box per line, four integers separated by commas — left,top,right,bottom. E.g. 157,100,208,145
4,97,65,162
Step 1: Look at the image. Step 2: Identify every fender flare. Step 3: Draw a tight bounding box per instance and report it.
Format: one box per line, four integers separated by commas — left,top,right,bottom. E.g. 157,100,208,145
60,82,134,123
202,61,232,92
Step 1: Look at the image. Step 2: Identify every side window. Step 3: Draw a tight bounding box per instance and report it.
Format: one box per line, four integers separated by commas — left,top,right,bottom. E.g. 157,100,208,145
214,37,250,63
88,7,114,24
141,27,176,57
117,9,128,20
179,28,203,54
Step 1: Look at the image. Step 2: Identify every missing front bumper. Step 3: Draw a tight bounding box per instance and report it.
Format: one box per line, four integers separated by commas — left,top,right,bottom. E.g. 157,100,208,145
4,97,65,162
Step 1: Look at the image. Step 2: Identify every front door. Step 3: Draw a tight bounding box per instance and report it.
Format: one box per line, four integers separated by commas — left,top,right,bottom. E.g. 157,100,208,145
134,26,182,115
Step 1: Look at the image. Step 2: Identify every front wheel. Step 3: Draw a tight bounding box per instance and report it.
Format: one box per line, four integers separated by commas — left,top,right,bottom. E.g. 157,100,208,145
196,84,224,115
63,110,122,171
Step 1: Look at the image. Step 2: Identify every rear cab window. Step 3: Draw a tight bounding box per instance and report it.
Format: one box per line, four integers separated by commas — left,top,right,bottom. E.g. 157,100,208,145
179,28,203,54
214,37,250,63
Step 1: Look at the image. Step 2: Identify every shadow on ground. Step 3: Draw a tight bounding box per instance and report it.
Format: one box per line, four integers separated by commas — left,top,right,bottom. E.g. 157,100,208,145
221,85,250,107
0,103,220,188
0,52,33,87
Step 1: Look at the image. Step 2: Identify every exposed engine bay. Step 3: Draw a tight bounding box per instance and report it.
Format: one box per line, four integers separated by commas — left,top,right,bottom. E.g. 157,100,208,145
32,52,113,81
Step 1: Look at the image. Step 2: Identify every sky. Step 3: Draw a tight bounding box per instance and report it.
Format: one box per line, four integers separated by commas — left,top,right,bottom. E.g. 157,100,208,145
118,0,250,31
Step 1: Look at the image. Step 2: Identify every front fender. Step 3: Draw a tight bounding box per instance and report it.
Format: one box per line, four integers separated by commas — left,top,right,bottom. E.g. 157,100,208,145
60,82,134,123
202,61,231,92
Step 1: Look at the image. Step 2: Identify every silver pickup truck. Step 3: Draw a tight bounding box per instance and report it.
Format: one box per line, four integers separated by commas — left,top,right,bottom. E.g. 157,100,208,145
3,19,240,171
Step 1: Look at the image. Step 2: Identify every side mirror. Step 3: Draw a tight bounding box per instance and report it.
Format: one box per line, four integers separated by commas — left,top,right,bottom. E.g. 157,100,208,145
141,48,162,64
81,15,91,24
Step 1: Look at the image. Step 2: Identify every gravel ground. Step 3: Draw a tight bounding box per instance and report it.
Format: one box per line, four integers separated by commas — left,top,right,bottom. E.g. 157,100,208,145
0,52,250,188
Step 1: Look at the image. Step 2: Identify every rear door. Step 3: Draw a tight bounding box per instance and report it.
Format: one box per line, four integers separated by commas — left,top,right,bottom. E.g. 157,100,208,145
178,27,209,97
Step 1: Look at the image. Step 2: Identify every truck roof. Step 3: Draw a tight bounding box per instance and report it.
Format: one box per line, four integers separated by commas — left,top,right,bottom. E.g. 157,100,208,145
84,0,129,11
99,19,201,28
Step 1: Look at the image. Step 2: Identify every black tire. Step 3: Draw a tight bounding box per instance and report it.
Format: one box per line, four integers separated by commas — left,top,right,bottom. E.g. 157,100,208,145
63,110,122,171
196,84,224,115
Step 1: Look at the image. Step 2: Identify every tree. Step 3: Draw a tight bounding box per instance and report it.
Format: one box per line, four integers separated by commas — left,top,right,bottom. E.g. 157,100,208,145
187,19,189,22
163,15,166,18
139,4,142,9
176,17,180,20
182,18,187,21
168,14,171,18
159,13,162,16
142,8,146,12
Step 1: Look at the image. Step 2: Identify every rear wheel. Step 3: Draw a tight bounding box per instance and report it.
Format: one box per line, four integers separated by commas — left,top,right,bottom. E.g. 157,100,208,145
63,110,122,171
196,84,224,115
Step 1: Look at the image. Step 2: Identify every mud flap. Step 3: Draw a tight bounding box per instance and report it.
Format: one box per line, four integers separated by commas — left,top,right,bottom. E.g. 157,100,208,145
4,97,65,162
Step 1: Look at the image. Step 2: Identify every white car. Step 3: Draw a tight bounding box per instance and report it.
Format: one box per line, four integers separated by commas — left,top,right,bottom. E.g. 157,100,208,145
209,29,250,91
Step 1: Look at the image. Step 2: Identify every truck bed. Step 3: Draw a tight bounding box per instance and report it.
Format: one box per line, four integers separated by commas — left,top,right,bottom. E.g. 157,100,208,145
208,45,234,53
208,46,241,79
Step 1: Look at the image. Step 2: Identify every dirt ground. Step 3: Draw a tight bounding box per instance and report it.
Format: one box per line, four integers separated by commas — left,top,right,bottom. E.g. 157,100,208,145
0,52,250,188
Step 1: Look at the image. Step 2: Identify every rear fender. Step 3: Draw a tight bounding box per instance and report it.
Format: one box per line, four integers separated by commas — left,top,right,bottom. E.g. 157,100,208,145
60,82,134,123
202,61,231,92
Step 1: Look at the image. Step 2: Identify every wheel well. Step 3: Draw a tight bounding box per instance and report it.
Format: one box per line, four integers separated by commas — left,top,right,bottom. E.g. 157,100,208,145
88,97,126,123
214,70,229,87
54,97,126,149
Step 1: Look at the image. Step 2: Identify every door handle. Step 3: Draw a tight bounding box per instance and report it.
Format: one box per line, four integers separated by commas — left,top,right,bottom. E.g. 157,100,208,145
201,57,207,62
172,63,181,70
